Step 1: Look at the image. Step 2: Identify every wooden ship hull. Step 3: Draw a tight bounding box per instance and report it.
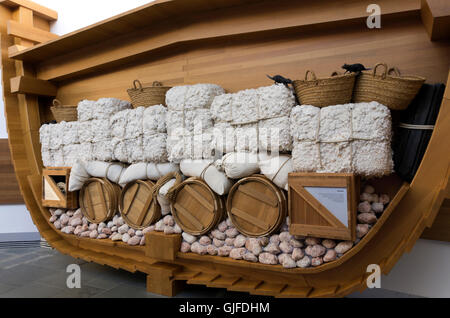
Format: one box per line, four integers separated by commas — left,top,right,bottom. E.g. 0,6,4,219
1,0,449,297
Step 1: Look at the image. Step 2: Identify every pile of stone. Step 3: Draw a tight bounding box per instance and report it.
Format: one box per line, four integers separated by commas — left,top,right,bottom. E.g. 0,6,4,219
179,184,390,268
48,209,154,246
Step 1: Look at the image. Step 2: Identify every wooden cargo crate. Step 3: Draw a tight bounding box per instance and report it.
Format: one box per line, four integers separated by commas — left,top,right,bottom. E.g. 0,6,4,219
42,167,78,209
288,173,359,241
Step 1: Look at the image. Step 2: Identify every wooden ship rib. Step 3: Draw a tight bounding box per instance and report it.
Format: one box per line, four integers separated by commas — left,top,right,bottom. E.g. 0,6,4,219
1,0,449,297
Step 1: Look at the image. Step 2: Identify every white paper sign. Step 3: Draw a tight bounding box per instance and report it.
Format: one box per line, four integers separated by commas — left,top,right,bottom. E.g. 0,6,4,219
305,186,348,227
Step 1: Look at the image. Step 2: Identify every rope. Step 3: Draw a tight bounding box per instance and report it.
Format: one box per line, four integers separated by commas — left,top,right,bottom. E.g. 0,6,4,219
399,123,435,130
200,161,215,180
271,156,290,183
150,171,183,203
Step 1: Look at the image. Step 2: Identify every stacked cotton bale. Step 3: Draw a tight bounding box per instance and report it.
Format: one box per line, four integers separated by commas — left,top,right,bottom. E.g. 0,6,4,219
211,84,295,154
179,183,391,268
165,84,225,162
110,105,168,163
39,98,132,167
290,102,394,177
78,98,131,162
40,121,83,167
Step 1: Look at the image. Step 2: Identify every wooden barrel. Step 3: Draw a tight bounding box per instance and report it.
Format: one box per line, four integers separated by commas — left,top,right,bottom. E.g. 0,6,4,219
226,175,287,237
170,177,225,236
80,178,121,224
119,180,161,230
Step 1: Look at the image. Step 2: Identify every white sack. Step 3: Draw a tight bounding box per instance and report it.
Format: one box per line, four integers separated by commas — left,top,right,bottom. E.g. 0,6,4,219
215,152,260,179
69,160,90,192
157,179,177,216
85,161,127,183
259,155,293,191
180,159,233,195
119,162,180,187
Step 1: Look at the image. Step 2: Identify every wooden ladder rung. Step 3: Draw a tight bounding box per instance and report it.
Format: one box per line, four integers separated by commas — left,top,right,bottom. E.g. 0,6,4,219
277,285,312,298
187,272,220,285
207,275,241,289
227,278,263,292
253,282,287,296
238,184,278,207
231,207,270,230
174,270,201,281
185,185,214,213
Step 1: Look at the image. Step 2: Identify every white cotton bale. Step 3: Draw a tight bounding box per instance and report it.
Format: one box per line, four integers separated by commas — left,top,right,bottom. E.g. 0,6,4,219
125,137,144,163
143,105,167,134
212,122,235,155
166,84,225,111
78,121,94,143
143,133,168,162
91,119,111,143
69,160,90,192
290,102,393,177
258,116,292,152
234,123,258,153
93,98,131,120
259,155,293,191
124,107,144,140
146,162,179,180
167,131,215,162
48,123,65,150
210,93,233,122
39,124,51,150
180,159,233,195
62,144,81,167
231,89,259,124
166,109,214,135
77,100,96,122
41,150,53,167
215,152,260,179
62,121,80,145
110,109,129,139
79,143,93,162
111,138,128,163
92,140,114,162
51,148,65,167
258,84,296,119
352,140,393,177
290,105,319,141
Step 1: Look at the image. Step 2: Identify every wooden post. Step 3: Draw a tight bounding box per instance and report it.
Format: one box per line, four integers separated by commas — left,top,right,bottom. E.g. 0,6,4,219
146,262,184,297
145,231,182,261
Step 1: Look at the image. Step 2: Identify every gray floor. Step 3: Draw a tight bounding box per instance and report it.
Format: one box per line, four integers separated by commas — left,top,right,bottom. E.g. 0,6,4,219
0,246,420,298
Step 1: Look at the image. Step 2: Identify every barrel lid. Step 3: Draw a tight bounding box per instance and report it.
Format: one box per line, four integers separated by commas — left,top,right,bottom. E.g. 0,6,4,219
119,180,161,230
171,178,223,236
80,178,118,224
227,175,286,237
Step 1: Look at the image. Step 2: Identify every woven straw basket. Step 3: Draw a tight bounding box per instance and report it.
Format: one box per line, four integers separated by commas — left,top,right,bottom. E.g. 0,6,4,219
50,99,78,123
353,63,425,110
127,80,171,108
293,70,356,107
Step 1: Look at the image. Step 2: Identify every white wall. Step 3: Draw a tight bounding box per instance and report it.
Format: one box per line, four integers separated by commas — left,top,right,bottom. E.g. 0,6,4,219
1,0,449,297
0,0,155,238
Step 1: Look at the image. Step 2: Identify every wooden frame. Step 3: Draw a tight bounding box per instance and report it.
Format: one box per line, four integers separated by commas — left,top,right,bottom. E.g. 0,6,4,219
1,0,449,298
288,173,358,241
42,167,78,209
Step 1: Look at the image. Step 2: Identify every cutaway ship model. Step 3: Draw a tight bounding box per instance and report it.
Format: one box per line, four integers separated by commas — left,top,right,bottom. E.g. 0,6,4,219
1,0,449,297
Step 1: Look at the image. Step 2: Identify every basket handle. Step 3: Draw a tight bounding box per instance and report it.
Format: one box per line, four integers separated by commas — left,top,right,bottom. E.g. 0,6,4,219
152,81,163,87
133,80,143,91
305,70,317,81
388,67,401,76
52,99,62,107
372,63,388,79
